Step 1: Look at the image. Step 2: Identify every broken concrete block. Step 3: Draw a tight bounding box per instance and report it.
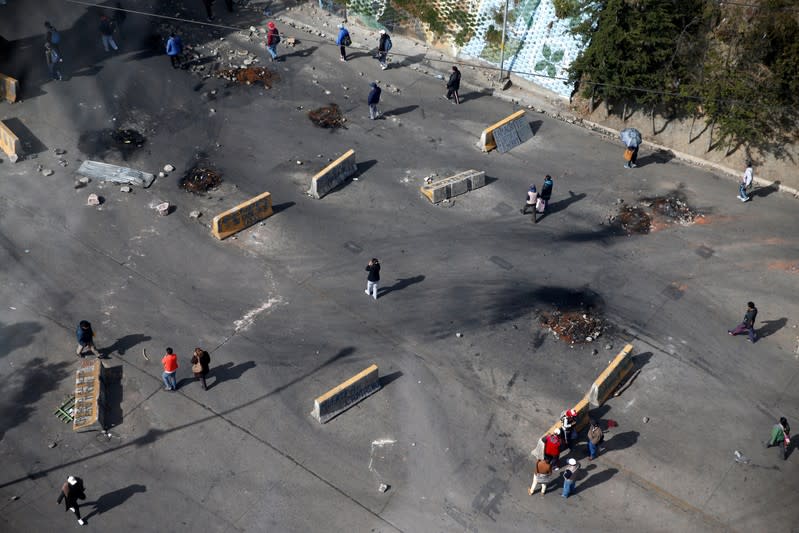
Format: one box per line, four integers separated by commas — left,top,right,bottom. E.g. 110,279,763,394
87,194,100,206
189,210,201,218
164,164,175,172
120,185,131,193
77,161,155,188
42,169,54,176
156,202,170,216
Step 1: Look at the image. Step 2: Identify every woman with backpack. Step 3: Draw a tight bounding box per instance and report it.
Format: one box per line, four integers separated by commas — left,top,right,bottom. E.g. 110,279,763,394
336,24,351,62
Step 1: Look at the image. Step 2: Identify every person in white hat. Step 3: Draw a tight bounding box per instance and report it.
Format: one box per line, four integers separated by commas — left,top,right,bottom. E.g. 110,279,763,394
57,475,87,525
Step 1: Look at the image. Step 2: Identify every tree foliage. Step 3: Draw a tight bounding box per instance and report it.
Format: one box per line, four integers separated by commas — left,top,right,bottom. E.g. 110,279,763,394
557,0,799,156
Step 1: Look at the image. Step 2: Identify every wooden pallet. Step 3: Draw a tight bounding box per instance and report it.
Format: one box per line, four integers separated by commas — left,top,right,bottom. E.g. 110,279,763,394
54,396,76,423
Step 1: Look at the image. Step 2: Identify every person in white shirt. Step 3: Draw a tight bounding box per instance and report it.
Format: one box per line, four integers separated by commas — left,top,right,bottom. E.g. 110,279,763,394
739,161,753,202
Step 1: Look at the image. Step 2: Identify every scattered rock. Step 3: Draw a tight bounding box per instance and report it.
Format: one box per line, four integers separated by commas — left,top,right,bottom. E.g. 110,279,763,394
79,176,90,184
42,168,54,176
48,441,57,448
158,171,166,178
87,194,101,206
592,348,598,355
164,164,175,172
378,483,389,493
9,154,18,163
156,202,170,216
120,185,131,193
9,496,19,501
189,210,202,219
456,332,463,338
58,159,68,167
53,148,66,155
296,160,303,165
604,343,613,350
643,416,650,423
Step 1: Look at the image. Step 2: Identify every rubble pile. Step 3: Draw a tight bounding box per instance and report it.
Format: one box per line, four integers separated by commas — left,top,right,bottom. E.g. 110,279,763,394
216,66,278,88
612,205,652,235
308,104,346,128
642,193,700,225
180,166,222,193
540,310,606,344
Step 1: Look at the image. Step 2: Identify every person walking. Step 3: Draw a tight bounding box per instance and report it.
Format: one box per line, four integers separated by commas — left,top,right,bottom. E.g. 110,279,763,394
336,24,351,62
45,21,62,54
166,33,183,69
534,174,554,223
528,458,553,496
201,0,214,21
57,475,86,526
367,81,381,120
727,301,758,343
365,258,380,300
444,66,460,104
738,161,753,202
765,417,791,460
376,29,391,70
587,418,604,460
520,184,537,214
191,347,211,390
76,320,101,357
266,21,280,61
162,347,178,391
561,458,580,498
45,42,63,81
99,14,118,52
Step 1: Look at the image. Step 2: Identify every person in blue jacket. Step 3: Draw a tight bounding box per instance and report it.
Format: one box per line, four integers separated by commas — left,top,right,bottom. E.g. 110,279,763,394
166,33,183,69
336,24,351,62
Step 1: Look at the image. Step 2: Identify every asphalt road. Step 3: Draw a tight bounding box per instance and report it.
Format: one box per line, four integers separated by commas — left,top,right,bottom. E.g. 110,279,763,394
1,1,798,532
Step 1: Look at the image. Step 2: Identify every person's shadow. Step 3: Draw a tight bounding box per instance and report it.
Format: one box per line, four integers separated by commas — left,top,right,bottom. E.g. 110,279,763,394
207,361,256,390
576,467,618,493
757,318,787,338
102,334,152,356
605,430,639,451
537,191,586,222
83,484,147,520
378,275,425,297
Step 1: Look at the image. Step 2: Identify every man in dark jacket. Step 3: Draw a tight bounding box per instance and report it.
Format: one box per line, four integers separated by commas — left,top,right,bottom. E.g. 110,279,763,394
728,301,758,343
365,258,380,300
99,14,118,52
534,175,554,223
377,30,390,70
368,81,381,120
45,43,63,81
57,475,86,525
76,320,101,357
445,66,461,103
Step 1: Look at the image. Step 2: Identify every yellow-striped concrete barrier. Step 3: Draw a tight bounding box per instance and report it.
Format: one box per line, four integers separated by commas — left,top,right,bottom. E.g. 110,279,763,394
309,149,357,199
211,191,273,240
312,364,381,423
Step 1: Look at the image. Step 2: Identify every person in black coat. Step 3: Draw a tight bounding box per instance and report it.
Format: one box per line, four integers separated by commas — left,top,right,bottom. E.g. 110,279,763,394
365,258,380,300
57,475,86,525
534,175,554,224
191,347,211,390
367,81,381,120
445,66,461,103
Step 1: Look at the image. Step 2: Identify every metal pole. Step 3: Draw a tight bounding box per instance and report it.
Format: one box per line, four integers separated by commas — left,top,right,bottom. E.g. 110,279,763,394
497,0,509,81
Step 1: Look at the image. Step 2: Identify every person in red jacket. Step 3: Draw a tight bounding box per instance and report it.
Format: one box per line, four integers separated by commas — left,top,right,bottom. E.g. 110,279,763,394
162,347,179,391
266,21,280,61
541,431,562,466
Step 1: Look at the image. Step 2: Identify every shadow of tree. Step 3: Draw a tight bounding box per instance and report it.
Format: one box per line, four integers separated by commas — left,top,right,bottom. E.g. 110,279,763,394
0,357,72,441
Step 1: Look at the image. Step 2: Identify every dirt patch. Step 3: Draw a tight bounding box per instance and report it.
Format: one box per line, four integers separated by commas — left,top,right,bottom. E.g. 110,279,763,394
308,104,346,129
180,166,222,193
216,66,278,88
540,310,606,344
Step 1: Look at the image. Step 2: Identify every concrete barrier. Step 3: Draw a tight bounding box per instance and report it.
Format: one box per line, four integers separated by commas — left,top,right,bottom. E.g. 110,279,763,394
0,119,21,159
0,73,19,103
73,359,107,432
480,109,533,152
309,149,357,199
420,169,485,203
312,364,381,423
589,343,634,407
212,191,273,240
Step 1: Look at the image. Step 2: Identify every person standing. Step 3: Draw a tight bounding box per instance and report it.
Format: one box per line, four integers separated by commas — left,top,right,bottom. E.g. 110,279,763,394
367,81,381,120
561,458,580,498
201,0,214,21
559,408,578,449
45,21,62,54
624,142,639,168
162,347,178,391
166,33,183,69
528,458,553,496
587,418,604,460
57,475,86,526
76,320,101,357
336,24,351,62
365,258,380,299
266,21,280,61
191,347,211,390
765,417,791,460
727,301,758,343
45,43,63,81
445,66,460,103
99,14,118,52
738,161,753,202
520,184,537,215
541,431,562,466
534,174,554,223
376,29,391,70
